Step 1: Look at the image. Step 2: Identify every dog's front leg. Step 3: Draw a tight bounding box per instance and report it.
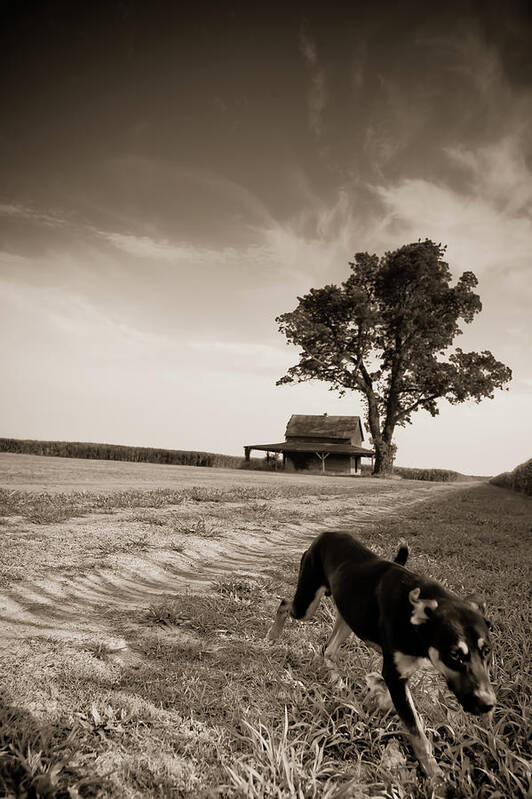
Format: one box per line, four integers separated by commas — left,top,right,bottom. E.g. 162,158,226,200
382,655,443,783
323,612,352,688
266,599,291,641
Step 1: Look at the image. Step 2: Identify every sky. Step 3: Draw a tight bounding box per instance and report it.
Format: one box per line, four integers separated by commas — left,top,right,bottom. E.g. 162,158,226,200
1,0,531,474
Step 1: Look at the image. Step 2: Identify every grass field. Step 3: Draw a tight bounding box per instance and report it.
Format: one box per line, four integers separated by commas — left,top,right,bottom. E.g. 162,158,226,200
0,453,530,798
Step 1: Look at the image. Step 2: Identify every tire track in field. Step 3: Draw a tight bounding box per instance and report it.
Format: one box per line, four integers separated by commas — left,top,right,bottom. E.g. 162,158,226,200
0,481,476,648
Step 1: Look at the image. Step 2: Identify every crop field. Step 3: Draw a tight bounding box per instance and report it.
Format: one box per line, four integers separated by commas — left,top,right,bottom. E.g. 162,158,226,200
0,453,530,798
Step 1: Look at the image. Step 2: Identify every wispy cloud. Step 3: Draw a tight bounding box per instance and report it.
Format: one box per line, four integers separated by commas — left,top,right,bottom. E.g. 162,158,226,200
419,24,532,144
99,232,219,262
434,29,503,99
445,135,532,215
0,277,175,358
299,26,317,66
0,195,274,273
299,26,328,138
351,38,365,91
373,139,532,281
0,202,68,228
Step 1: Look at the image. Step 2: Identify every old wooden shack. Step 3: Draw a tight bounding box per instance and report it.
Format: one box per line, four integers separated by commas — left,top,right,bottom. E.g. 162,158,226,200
244,414,374,474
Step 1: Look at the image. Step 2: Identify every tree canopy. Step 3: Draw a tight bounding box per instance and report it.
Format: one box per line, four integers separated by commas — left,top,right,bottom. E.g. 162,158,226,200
276,240,512,473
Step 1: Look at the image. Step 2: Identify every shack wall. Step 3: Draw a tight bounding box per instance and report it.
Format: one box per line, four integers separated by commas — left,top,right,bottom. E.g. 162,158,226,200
285,452,351,474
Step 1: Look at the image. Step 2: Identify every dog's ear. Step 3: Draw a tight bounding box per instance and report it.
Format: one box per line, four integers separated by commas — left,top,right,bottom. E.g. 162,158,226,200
464,593,487,616
409,587,438,625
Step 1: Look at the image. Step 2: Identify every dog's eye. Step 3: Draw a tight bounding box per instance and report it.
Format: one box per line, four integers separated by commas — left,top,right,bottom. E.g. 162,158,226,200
480,643,491,659
449,647,468,664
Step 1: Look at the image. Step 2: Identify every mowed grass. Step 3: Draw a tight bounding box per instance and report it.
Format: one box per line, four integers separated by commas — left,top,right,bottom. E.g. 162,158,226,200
0,461,529,798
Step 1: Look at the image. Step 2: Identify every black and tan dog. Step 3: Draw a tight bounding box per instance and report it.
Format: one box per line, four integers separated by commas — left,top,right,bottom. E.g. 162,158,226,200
267,531,495,781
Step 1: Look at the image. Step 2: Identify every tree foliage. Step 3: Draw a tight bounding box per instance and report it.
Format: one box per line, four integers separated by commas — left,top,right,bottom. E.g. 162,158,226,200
276,240,512,473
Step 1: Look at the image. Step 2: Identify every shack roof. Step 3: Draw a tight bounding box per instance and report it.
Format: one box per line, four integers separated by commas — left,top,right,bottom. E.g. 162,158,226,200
285,414,364,441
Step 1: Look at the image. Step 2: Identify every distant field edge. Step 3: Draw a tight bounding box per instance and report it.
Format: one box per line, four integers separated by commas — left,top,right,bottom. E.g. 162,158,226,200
389,465,488,482
0,437,487,483
0,437,243,470
490,457,532,496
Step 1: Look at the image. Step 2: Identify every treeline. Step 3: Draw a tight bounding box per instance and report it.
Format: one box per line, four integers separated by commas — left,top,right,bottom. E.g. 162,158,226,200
239,458,283,471
490,458,532,496
392,466,472,482
360,464,479,482
0,438,244,470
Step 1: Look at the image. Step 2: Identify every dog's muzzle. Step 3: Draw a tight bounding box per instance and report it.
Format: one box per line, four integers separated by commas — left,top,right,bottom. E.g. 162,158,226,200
457,687,496,715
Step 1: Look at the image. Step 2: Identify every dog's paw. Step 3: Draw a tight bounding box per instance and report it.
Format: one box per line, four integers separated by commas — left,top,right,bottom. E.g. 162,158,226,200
265,629,278,643
365,671,385,691
331,674,347,691
380,740,407,772
424,759,445,791
365,672,393,711
324,659,346,690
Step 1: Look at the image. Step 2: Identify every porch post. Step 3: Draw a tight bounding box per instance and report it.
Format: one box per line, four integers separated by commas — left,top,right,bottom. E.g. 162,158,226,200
315,451,330,473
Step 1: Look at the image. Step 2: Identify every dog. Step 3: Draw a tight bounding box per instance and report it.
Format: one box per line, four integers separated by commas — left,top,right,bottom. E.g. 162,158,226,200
267,531,495,781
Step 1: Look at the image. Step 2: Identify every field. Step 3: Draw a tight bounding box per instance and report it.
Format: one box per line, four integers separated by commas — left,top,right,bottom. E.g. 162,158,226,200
0,453,530,798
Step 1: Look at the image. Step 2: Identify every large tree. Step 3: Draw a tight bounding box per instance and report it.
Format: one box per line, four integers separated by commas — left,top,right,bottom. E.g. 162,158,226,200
276,240,512,474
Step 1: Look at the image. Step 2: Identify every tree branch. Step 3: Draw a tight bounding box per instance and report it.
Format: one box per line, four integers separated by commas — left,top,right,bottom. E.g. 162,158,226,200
359,362,373,389
396,393,441,420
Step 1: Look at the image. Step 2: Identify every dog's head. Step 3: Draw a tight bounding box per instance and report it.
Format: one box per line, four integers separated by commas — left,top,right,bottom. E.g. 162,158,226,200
409,588,496,714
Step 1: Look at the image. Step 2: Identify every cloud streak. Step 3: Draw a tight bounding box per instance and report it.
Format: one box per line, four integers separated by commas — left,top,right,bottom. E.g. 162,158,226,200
99,232,229,262
445,135,532,215
0,202,69,228
373,139,532,283
299,26,328,138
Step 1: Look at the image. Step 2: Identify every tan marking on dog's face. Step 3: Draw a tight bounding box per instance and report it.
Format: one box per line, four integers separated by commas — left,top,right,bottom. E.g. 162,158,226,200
409,587,438,625
465,593,486,615
428,646,460,680
478,637,485,650
429,644,496,713
393,651,424,679
457,640,469,655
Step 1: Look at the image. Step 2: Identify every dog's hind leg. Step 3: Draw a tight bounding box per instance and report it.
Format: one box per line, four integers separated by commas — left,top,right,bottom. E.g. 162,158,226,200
382,655,443,782
323,612,352,687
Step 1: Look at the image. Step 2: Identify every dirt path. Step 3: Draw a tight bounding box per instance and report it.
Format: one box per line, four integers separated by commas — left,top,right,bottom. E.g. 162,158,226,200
0,479,477,656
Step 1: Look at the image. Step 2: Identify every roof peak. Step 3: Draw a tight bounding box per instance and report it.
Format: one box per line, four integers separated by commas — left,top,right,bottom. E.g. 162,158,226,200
286,414,365,442
289,414,360,420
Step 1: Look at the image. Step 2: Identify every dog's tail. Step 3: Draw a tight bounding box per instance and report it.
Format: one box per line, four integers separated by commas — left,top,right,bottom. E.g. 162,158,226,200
394,539,409,566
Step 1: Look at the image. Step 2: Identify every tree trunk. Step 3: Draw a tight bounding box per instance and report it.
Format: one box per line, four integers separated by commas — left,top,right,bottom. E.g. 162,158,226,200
360,382,395,476
372,440,395,475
